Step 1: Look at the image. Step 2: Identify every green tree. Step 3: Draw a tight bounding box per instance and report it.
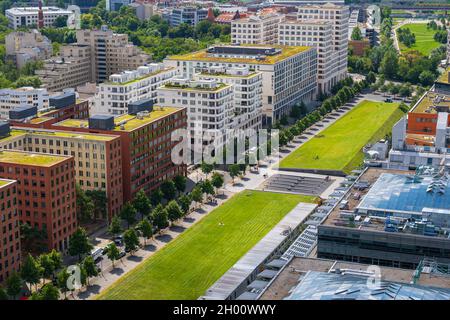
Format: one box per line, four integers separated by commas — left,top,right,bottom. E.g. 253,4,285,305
120,202,137,229
108,215,122,236
211,172,224,194
200,162,214,178
21,254,43,292
138,218,153,246
201,179,215,198
132,189,152,220
152,204,169,231
38,254,55,284
166,200,183,223
123,229,139,254
85,190,108,220
68,227,93,262
56,268,70,299
0,287,7,300
351,26,363,40
105,243,121,268
48,249,62,277
53,15,68,28
379,50,398,79
366,71,376,84
419,70,435,86
229,164,240,183
82,256,99,286
160,180,176,200
190,186,203,208
75,184,95,222
173,175,187,195
178,194,192,215
31,283,60,300
150,188,163,206
6,272,22,300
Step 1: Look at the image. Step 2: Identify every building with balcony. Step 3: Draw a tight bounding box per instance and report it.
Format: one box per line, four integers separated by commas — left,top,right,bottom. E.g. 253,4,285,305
93,63,177,115
231,11,285,45
164,44,317,125
0,87,49,120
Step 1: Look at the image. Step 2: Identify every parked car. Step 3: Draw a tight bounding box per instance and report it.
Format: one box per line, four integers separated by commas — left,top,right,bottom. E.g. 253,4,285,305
118,251,126,259
385,97,393,103
91,247,103,262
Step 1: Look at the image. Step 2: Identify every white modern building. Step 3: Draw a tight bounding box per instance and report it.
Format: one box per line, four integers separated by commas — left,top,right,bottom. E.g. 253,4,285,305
197,66,263,132
93,63,177,115
297,3,349,84
164,44,317,125
231,12,285,45
5,30,52,68
0,87,49,119
278,19,336,94
164,7,208,26
5,7,73,29
157,78,234,157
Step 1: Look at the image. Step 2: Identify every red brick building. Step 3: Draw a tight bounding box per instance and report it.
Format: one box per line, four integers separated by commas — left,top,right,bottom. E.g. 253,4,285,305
0,179,21,284
0,150,77,252
50,106,187,202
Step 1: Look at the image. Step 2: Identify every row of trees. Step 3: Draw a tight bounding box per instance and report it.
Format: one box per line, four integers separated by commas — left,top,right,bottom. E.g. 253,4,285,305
277,77,369,148
397,27,416,48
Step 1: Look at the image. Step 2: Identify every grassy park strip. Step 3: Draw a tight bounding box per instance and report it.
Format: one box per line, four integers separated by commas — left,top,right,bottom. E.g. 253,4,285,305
279,100,403,173
398,23,442,56
97,190,317,300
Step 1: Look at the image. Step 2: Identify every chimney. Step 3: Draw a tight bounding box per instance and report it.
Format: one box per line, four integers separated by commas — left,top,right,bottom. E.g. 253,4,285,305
207,7,215,23
38,0,44,29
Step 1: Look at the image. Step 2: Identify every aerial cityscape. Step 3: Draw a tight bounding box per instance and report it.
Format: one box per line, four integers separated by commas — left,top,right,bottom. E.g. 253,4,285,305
0,0,449,307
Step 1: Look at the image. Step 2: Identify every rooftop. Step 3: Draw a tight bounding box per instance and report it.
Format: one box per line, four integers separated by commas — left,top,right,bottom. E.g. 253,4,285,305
260,257,450,300
55,106,181,132
6,6,73,14
0,150,70,167
14,128,118,142
437,68,450,84
286,271,450,300
167,44,311,65
411,91,450,114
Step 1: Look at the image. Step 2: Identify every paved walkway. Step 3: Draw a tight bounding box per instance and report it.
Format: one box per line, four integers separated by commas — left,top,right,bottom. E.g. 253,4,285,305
71,92,382,300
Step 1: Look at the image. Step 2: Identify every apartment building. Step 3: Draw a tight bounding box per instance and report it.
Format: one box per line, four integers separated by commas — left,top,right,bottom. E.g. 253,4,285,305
0,87,49,119
5,30,52,68
5,6,73,29
76,27,152,83
165,44,317,124
231,12,285,45
0,128,123,220
164,7,208,26
50,106,187,202
157,78,234,157
106,0,133,11
197,66,263,132
0,149,77,252
35,44,92,92
278,19,336,93
93,63,177,115
0,179,20,284
388,81,450,170
297,3,349,83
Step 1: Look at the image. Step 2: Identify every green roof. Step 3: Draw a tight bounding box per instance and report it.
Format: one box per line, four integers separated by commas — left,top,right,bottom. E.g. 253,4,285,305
437,68,450,84
160,82,230,92
0,179,14,187
0,130,27,143
55,107,181,132
103,67,175,86
26,129,118,141
167,45,311,65
0,150,69,167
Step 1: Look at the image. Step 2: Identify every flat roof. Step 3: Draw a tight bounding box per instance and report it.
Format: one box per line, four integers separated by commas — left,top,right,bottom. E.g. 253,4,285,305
411,91,450,114
0,150,70,167
0,179,15,188
200,202,317,300
260,257,450,300
159,82,230,92
358,172,450,215
437,68,450,84
14,128,118,142
167,45,312,65
55,106,181,132
103,67,175,86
